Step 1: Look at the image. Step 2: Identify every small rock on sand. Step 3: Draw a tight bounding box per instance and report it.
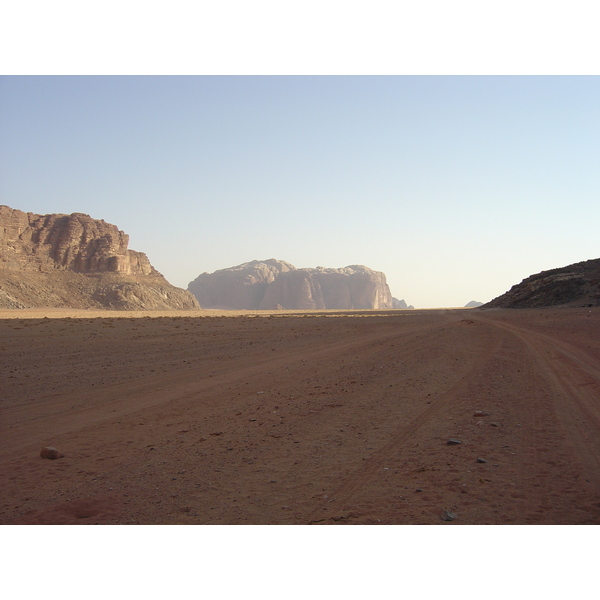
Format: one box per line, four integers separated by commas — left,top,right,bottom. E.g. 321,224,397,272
442,510,457,521
447,439,462,445
473,411,489,417
40,447,64,459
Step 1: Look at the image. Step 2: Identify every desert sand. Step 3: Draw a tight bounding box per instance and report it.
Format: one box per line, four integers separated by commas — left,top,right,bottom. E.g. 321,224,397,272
1,306,599,525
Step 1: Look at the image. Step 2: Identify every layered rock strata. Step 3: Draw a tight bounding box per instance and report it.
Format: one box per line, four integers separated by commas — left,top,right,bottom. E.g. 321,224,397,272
0,205,200,310
188,259,395,310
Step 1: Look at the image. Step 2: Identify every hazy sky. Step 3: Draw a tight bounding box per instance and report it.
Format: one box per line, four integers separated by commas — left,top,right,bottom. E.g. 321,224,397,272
1,75,599,307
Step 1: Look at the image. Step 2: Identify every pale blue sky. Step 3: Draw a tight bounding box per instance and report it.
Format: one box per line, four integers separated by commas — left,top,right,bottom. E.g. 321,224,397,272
1,75,599,307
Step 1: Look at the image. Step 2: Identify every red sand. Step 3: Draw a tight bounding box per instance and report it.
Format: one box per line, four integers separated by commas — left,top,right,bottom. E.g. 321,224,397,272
1,307,599,524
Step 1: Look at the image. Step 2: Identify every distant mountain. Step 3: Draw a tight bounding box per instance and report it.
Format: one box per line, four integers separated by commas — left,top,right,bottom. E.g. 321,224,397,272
464,300,483,308
481,258,600,309
0,205,200,310
188,259,395,310
392,298,414,309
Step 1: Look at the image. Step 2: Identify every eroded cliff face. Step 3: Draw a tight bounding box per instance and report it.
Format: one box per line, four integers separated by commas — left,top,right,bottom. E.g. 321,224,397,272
1,206,156,275
187,259,295,310
481,258,600,308
188,259,395,310
0,205,200,310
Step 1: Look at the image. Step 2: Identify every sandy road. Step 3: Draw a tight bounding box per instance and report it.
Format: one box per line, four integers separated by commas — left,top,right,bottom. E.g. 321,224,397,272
0,312,451,451
471,313,600,493
1,307,599,524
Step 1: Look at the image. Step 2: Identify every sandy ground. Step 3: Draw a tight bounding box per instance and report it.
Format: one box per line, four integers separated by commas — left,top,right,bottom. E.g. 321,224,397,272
1,306,599,525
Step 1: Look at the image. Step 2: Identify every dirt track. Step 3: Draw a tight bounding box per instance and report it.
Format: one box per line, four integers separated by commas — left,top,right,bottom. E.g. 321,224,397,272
1,307,599,524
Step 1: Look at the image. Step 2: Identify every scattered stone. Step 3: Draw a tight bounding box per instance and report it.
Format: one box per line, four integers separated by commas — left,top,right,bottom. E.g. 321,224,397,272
416,488,423,492
476,458,488,463
447,439,462,445
489,422,501,427
473,411,489,417
442,510,457,521
40,446,64,459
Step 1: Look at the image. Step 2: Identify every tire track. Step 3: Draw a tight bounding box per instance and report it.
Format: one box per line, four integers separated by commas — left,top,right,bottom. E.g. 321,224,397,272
474,316,600,492
306,324,507,523
0,315,455,457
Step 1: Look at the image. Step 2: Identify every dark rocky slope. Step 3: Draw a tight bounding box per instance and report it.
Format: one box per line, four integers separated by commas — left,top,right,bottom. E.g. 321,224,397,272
481,258,600,308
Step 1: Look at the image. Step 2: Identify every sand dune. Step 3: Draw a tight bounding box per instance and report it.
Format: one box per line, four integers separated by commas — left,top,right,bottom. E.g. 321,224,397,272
1,307,599,524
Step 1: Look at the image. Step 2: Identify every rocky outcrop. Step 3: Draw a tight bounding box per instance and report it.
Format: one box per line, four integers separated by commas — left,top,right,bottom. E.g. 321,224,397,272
481,258,600,309
1,205,156,275
188,259,395,310
0,205,200,310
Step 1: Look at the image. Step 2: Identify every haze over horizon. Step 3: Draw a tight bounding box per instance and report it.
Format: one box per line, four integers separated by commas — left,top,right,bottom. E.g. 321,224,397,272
1,76,598,308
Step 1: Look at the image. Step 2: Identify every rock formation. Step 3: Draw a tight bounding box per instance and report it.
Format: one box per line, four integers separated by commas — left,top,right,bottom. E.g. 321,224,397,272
0,205,200,310
481,258,600,309
392,297,414,309
188,259,396,310
464,301,483,308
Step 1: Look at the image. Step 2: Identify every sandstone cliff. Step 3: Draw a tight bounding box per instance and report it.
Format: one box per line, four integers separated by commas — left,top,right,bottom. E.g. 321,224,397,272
481,258,600,309
188,259,395,310
0,205,200,310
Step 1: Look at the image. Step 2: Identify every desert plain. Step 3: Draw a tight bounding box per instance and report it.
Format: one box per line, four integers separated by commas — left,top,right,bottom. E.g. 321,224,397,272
1,306,599,525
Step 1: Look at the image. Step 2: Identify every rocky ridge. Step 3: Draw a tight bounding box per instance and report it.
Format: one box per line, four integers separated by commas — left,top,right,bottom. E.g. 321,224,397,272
188,259,398,310
481,258,600,309
0,205,200,310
